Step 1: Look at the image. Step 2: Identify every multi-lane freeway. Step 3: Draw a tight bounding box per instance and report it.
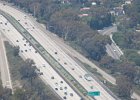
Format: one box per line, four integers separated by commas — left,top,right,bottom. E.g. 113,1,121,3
0,14,81,100
0,2,119,100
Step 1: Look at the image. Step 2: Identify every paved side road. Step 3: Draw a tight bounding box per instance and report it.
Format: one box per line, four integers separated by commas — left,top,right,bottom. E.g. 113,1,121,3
0,32,12,90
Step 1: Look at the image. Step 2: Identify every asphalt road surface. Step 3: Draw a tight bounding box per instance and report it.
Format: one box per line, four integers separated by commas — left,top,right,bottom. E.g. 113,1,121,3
0,3,119,100
0,14,81,100
98,25,123,60
0,31,12,89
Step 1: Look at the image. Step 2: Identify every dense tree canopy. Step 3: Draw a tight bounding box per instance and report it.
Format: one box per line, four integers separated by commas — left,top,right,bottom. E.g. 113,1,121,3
89,6,115,30
5,0,113,61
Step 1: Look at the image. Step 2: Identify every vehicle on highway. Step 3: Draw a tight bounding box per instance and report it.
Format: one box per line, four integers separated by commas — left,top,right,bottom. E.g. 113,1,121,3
84,74,93,81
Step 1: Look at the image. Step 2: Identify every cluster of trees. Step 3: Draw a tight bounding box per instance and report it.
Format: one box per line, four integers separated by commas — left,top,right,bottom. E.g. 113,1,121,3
17,59,59,100
0,83,12,100
89,6,115,30
116,76,132,99
112,0,140,66
4,42,59,100
49,7,111,60
4,0,112,61
100,0,140,98
100,55,140,85
101,0,125,8
100,55,140,99
3,0,140,99
123,0,140,28
124,50,140,66
113,30,140,50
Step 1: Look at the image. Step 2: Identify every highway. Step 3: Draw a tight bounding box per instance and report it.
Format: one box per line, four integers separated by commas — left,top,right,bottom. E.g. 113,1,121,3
98,26,117,36
0,14,81,100
0,3,117,100
1,0,117,86
98,25,123,60
0,31,12,89
106,44,120,60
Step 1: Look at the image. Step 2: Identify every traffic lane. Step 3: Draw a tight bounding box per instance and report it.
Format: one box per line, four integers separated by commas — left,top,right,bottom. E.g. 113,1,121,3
4,28,81,100
106,44,120,59
98,26,117,35
0,32,11,89
0,3,109,91
110,34,123,56
15,13,116,100
0,5,115,100
0,16,81,100
111,43,122,57
21,19,116,100
18,19,94,90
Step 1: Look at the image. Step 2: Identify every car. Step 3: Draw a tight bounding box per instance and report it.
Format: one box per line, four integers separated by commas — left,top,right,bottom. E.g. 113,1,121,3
60,87,63,90
79,75,82,78
55,88,58,90
64,86,67,90
113,49,116,52
29,43,31,46
72,68,75,70
51,76,54,79
64,92,67,95
40,72,43,75
70,93,73,96
42,64,45,67
84,74,93,81
63,96,67,99
60,81,63,83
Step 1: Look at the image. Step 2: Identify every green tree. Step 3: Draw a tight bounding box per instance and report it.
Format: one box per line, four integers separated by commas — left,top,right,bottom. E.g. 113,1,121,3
19,59,37,84
13,46,20,56
116,76,132,99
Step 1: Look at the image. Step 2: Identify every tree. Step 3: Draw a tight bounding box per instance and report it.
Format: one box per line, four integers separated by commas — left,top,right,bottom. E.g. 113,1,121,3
14,88,27,100
116,76,132,99
89,6,115,30
13,46,20,56
82,34,111,61
100,55,115,69
0,86,12,100
19,59,37,84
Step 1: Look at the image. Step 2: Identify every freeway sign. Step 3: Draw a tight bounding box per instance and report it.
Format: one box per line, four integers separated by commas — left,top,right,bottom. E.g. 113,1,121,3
87,91,100,96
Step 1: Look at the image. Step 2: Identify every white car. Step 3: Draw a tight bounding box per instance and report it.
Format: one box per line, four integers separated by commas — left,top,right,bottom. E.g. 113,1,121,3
84,74,93,81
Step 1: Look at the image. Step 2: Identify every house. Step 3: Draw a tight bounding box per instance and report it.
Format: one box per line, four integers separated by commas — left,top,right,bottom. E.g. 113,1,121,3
78,14,89,17
125,0,132,5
